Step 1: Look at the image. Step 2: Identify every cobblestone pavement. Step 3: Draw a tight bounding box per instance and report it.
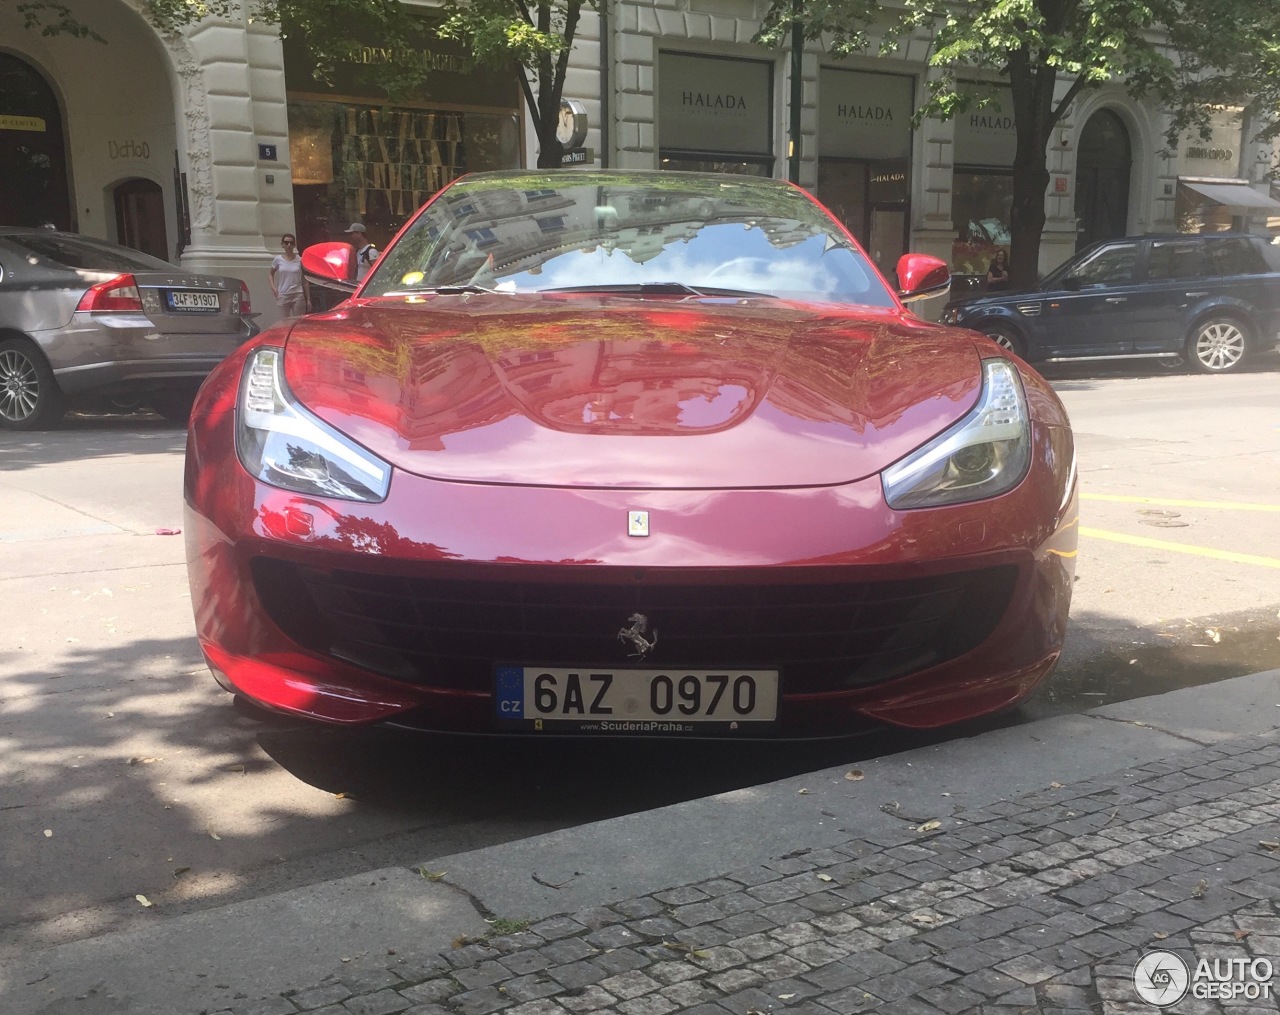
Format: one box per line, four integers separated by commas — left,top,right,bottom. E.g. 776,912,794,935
218,732,1280,1015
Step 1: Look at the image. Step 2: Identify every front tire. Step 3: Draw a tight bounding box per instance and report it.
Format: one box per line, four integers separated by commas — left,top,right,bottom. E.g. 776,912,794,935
0,338,65,430
1187,316,1248,373
983,324,1026,359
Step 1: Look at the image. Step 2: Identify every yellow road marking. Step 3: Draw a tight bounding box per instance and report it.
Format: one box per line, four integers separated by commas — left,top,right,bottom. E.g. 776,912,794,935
1081,493,1280,513
1080,526,1280,569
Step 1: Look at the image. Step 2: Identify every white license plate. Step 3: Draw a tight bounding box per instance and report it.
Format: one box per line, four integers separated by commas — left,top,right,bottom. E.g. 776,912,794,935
494,666,779,733
167,290,220,312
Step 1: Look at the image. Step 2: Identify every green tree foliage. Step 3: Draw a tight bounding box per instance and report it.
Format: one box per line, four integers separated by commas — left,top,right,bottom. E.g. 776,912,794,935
759,0,1280,285
10,0,591,169
434,0,592,169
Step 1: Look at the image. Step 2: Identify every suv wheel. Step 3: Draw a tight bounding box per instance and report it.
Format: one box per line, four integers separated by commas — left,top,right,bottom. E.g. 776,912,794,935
0,338,65,430
1187,317,1247,373
983,325,1025,359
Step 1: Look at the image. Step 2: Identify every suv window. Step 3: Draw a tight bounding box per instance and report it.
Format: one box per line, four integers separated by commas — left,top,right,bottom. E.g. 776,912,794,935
1204,237,1268,277
1148,240,1208,281
1063,242,1138,287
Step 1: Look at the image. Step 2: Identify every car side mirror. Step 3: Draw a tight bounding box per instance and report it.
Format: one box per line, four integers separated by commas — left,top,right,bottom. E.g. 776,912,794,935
302,242,358,293
896,253,951,303
1059,276,1083,291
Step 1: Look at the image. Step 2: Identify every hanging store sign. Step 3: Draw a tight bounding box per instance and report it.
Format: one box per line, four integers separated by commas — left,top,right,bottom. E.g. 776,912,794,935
658,52,772,155
0,115,46,132
954,87,1017,167
818,68,913,159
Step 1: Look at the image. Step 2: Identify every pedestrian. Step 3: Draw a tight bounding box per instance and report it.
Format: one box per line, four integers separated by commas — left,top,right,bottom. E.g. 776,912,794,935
986,248,1011,291
269,233,309,317
344,222,379,282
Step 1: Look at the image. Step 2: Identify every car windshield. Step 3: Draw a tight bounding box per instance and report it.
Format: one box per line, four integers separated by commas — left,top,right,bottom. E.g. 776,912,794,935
6,233,174,272
364,172,895,308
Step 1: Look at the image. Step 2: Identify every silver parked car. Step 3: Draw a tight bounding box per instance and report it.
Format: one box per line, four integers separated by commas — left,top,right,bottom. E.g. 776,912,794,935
0,229,257,429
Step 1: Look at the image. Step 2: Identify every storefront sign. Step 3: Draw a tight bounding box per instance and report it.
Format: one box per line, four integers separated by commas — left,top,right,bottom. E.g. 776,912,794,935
0,115,46,132
954,87,1017,166
108,140,151,160
658,52,771,155
1179,106,1243,178
818,68,913,159
560,148,594,166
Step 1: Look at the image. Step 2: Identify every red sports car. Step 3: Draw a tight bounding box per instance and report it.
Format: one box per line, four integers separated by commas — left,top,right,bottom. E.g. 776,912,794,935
184,171,1077,738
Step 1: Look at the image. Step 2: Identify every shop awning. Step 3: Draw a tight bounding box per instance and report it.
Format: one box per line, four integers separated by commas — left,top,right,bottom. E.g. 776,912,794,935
1181,179,1280,211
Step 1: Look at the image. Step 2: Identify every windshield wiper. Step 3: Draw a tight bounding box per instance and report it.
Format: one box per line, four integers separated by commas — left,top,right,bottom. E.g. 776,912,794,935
539,282,777,299
382,284,508,296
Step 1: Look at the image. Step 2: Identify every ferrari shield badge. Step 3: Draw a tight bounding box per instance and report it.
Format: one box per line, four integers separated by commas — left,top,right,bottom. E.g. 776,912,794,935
627,510,649,537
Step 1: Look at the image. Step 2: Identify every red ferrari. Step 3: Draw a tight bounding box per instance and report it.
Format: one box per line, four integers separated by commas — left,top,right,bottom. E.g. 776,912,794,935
184,171,1077,738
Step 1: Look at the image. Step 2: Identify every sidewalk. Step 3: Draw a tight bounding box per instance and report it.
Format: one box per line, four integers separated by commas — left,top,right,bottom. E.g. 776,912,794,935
5,670,1280,1015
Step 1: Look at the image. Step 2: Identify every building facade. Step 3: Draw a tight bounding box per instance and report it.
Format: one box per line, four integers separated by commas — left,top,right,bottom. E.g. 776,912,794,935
2,0,1276,328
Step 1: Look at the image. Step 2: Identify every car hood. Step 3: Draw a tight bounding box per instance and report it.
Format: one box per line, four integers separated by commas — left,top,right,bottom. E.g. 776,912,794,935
282,295,984,489
947,286,1042,311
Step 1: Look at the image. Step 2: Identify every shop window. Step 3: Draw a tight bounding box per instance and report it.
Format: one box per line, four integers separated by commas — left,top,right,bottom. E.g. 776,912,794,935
951,169,1013,279
816,68,914,279
287,100,519,252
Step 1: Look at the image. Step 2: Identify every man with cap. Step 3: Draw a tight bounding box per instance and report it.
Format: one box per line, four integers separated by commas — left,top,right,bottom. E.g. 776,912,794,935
343,222,379,282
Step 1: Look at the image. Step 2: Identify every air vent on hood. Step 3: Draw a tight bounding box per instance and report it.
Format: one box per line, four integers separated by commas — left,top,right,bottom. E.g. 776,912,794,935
1015,302,1042,317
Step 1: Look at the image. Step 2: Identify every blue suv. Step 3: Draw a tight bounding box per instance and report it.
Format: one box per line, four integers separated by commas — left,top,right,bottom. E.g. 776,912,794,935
941,233,1280,373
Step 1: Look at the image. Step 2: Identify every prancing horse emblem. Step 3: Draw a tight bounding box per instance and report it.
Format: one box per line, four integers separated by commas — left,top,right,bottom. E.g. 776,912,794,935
618,612,657,660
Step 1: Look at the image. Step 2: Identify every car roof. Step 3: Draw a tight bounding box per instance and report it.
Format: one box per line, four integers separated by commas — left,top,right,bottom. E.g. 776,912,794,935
1091,232,1267,243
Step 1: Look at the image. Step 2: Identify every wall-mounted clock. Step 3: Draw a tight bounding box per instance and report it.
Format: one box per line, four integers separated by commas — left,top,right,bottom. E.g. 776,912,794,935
556,98,588,149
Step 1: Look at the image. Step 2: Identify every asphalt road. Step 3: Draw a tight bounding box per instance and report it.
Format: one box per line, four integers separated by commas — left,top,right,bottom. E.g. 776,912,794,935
0,365,1277,961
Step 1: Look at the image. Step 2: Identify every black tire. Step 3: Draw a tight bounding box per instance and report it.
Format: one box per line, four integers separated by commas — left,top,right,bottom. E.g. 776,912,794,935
1186,316,1248,374
983,324,1026,359
0,337,65,430
149,388,198,424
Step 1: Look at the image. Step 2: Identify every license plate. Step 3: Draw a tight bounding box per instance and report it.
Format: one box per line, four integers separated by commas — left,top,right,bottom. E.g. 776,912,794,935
494,666,779,733
167,290,220,312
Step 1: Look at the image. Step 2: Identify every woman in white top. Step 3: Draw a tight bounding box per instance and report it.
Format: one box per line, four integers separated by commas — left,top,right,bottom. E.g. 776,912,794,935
269,234,310,317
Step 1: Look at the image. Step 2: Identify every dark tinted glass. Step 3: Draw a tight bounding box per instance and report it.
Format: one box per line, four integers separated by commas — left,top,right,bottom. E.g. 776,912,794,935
1204,237,1268,277
1050,242,1138,287
6,234,173,272
367,173,895,307
1147,240,1208,281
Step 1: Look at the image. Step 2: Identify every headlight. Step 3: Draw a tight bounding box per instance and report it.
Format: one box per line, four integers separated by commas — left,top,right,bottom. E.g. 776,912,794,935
236,347,392,503
882,358,1030,509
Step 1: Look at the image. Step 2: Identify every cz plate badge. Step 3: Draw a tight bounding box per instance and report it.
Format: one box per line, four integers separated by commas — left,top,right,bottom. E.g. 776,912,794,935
627,510,649,537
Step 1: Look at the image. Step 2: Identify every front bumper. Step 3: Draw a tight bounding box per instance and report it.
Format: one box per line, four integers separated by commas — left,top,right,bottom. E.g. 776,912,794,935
184,399,1077,737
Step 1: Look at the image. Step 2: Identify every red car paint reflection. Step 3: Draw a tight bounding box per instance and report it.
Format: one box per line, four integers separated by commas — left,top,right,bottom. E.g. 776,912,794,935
184,170,1076,738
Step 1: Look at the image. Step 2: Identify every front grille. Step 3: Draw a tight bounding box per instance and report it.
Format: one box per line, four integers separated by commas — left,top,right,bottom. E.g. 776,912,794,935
251,559,1018,693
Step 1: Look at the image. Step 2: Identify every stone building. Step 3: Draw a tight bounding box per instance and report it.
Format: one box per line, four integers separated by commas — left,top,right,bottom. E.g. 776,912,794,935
2,0,1275,326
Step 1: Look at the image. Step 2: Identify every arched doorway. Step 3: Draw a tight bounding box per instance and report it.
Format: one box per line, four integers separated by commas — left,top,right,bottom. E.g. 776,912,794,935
113,178,169,260
1074,109,1132,250
0,53,71,229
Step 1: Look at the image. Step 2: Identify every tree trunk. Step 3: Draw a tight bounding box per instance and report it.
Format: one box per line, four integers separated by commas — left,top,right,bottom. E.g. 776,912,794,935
1008,150,1050,289
537,132,564,169
1005,54,1059,290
